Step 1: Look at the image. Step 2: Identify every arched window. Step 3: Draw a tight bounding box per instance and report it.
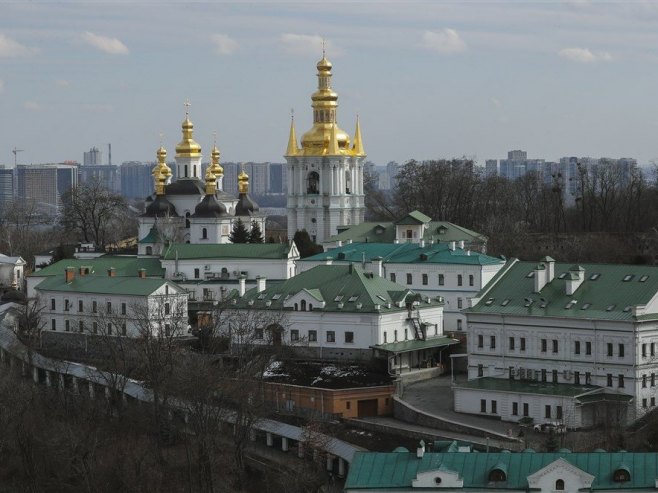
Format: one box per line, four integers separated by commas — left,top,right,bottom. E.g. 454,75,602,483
345,171,351,194
146,246,152,255
185,212,191,229
301,300,307,311
307,172,319,194
202,228,208,239
488,469,506,482
294,303,298,311
555,479,565,490
613,468,631,482
309,304,313,311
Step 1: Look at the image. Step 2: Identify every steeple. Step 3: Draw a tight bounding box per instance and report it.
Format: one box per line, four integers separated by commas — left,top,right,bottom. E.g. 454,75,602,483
352,115,365,156
327,123,340,155
286,114,298,156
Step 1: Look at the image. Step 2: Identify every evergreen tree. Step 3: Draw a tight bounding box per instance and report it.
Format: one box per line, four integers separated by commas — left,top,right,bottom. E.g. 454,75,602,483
248,221,264,243
229,218,249,243
293,230,324,258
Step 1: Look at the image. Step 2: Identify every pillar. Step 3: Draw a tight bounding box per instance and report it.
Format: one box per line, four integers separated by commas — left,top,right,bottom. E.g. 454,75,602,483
266,432,273,447
71,376,79,394
338,458,345,478
89,381,95,399
297,442,304,458
32,366,39,383
45,370,52,387
282,437,289,452
326,454,334,471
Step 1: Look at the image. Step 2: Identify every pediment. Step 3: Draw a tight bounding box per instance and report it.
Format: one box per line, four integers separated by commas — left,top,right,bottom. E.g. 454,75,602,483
283,289,325,309
412,466,463,489
527,458,594,491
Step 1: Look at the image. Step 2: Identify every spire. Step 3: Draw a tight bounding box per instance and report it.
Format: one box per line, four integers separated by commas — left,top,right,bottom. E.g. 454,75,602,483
286,112,298,156
352,115,365,156
327,123,340,155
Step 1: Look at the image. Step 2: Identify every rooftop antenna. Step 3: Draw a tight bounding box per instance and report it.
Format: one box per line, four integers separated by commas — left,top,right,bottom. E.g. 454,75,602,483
12,147,23,167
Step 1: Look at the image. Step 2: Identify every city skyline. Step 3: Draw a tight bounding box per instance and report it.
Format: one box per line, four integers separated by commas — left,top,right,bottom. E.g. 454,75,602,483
3,1,658,166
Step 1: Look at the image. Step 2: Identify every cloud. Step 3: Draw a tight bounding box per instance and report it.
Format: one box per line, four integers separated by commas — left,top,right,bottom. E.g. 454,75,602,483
281,33,327,56
80,32,129,55
55,79,70,88
423,29,467,54
558,47,613,63
0,34,37,58
210,34,238,55
24,101,41,111
82,103,114,112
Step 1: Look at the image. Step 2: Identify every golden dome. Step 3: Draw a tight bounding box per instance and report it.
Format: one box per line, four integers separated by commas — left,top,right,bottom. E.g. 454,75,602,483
176,115,202,157
204,163,217,195
153,145,171,195
317,56,332,71
209,143,224,176
238,168,249,194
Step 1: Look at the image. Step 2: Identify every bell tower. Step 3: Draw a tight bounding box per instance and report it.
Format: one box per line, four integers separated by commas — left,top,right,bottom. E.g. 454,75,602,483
285,54,366,244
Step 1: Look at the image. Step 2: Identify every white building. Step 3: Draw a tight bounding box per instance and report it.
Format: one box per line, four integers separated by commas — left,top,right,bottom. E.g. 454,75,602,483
285,54,366,244
35,266,188,338
455,257,658,428
299,240,505,332
225,264,455,372
0,254,26,291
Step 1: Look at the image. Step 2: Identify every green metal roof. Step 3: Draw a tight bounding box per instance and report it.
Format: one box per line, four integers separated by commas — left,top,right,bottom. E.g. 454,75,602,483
303,242,503,266
33,256,165,278
468,260,658,321
327,216,486,245
161,243,292,260
346,451,658,490
34,275,179,296
454,377,603,398
138,225,162,244
394,210,432,225
372,336,459,354
235,264,440,313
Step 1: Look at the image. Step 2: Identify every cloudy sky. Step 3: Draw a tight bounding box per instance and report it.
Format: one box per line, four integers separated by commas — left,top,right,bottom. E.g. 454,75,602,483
2,1,658,166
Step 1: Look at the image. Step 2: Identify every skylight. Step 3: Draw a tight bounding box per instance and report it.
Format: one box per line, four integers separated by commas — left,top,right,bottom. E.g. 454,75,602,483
501,299,510,306
485,298,494,306
606,304,616,312
558,273,567,280
640,275,649,283
564,300,577,309
272,294,282,300
623,305,632,312
348,295,359,302
526,272,534,278
377,295,388,302
623,275,634,282
589,273,600,281
334,295,344,302
257,293,267,300
580,303,591,310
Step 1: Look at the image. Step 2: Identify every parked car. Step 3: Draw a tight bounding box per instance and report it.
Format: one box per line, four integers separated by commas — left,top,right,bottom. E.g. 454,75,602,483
533,422,566,434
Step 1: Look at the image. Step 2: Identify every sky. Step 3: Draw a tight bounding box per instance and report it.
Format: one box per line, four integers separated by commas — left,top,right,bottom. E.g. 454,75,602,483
2,0,658,167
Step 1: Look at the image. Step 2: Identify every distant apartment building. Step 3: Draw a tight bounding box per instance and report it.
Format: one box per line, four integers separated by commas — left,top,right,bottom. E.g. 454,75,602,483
0,167,14,206
120,162,154,199
560,156,638,204
268,162,286,193
79,164,120,192
484,159,498,177
16,163,78,212
222,162,269,196
83,147,102,166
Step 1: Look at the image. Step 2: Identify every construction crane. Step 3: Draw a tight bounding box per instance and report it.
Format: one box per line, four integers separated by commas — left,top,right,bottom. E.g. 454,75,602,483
11,147,23,167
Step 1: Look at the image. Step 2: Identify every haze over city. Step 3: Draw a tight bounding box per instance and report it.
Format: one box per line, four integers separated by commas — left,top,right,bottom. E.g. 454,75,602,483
3,1,658,166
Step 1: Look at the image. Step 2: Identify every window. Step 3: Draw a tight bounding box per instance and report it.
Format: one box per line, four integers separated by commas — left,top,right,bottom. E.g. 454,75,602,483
64,299,70,312
613,469,630,483
308,330,317,342
404,329,408,340
345,401,351,410
509,337,515,350
390,273,396,282
457,320,463,330
255,328,264,339
345,331,354,344
477,335,483,348
51,319,56,331
552,339,558,353
541,339,547,352
383,332,387,343
457,274,463,286
652,342,656,357
643,343,647,357
422,273,428,285
194,268,200,279
552,370,558,383
643,398,648,408
480,399,486,413
586,341,592,355
301,300,306,311
290,329,299,342
652,397,656,407
65,320,70,332
557,406,563,420
107,323,112,335
327,331,335,343
556,479,565,491
79,321,84,333
520,337,526,351
92,301,97,313
618,374,624,388
477,364,483,377
164,302,170,315
394,330,398,341
78,300,83,312
509,366,514,380
619,343,625,358
607,373,613,387
541,369,547,382
202,228,207,239
469,274,474,287
92,322,98,334
545,405,551,419
406,273,412,285
106,301,112,314
458,298,463,309
489,469,505,482
523,403,529,417
121,324,126,336
652,373,656,387
438,274,444,286
294,303,298,311
490,336,496,349
643,374,647,388
586,372,591,385
51,298,55,310
491,400,497,414
164,324,171,337
574,371,580,385
607,343,613,357
512,402,518,415
575,341,581,355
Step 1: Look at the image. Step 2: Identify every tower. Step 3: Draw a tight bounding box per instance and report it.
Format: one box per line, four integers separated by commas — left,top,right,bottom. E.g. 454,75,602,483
285,54,366,244
175,106,202,180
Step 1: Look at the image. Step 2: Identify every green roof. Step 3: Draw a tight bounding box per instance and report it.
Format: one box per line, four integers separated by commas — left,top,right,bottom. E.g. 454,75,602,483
372,336,459,354
346,451,658,490
468,261,658,321
303,242,503,266
33,256,164,278
394,210,432,225
236,264,438,313
327,215,486,245
161,243,293,260
454,377,603,398
138,225,162,244
35,275,178,296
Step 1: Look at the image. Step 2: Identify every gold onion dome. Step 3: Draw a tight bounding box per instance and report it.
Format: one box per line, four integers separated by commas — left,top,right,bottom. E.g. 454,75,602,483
238,168,249,194
209,143,224,177
153,145,172,195
176,114,202,157
204,164,217,195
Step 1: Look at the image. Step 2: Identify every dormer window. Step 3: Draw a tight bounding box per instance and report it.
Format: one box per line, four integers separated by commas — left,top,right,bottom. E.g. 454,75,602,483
555,479,565,490
613,467,630,482
489,468,506,482
300,300,307,311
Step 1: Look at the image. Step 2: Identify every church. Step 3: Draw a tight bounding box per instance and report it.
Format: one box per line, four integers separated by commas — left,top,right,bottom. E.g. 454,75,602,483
137,111,265,256
285,53,366,244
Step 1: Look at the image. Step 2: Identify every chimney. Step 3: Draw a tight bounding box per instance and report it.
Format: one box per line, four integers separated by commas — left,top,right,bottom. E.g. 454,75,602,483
458,240,465,249
108,267,116,277
420,239,425,248
372,256,383,278
238,276,246,297
138,268,146,279
256,276,267,293
466,250,471,256
534,263,547,292
449,241,456,251
542,256,556,283
79,266,86,276
337,240,343,247
324,257,333,266
416,440,426,459
565,265,585,295
65,267,75,283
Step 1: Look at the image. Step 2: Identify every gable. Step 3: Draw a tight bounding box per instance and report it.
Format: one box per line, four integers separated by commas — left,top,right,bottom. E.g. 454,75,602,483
412,467,463,489
283,289,326,310
527,458,594,492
